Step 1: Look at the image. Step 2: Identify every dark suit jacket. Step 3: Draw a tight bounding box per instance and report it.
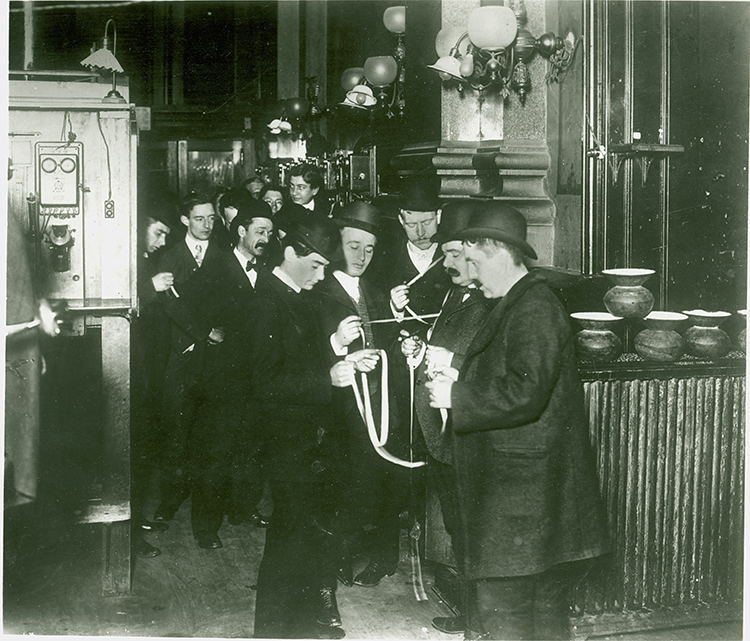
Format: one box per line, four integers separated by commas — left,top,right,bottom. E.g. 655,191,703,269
250,269,334,428
316,272,393,353
157,239,228,355
374,241,451,337
414,286,490,465
451,270,609,579
133,250,171,396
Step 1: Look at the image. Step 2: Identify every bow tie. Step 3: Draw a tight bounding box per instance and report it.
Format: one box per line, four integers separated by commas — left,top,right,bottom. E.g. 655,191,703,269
245,260,255,272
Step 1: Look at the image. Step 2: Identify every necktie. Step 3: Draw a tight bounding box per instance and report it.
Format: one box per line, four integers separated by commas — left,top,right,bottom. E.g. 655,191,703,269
354,285,375,348
246,260,254,272
194,244,203,267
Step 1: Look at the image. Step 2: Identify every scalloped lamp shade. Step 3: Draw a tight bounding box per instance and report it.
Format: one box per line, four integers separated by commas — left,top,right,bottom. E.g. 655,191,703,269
341,67,365,92
383,6,406,35
467,5,518,51
364,56,398,87
346,85,377,107
80,46,124,73
428,55,464,81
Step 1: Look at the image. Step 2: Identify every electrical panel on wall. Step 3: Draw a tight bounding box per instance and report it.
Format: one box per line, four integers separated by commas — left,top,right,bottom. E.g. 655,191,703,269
34,141,85,326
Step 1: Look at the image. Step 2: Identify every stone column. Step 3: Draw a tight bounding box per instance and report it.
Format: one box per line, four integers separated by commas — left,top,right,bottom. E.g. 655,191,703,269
392,0,557,265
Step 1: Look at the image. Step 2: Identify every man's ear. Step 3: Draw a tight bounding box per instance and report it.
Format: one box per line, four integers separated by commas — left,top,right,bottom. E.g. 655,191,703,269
312,186,320,197
435,208,442,226
180,214,190,228
283,244,297,262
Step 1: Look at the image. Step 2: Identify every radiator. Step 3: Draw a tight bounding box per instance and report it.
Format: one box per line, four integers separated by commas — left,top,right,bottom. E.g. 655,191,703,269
575,374,745,614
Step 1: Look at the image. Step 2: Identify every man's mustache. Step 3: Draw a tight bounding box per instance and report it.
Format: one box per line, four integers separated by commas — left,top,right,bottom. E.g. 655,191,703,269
446,267,460,278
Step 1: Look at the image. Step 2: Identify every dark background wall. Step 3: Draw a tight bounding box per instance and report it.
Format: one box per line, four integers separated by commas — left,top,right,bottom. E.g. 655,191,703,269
580,0,749,311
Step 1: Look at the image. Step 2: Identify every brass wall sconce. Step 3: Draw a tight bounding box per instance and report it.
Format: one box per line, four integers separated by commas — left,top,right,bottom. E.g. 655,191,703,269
339,5,406,118
428,0,574,104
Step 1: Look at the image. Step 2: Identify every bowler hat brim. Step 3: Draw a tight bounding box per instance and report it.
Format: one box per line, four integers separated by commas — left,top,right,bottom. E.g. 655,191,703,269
333,217,380,237
458,227,538,260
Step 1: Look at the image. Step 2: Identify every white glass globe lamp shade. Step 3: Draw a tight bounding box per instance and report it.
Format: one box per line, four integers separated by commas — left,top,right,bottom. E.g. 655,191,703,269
364,56,398,88
467,5,518,52
383,6,406,35
341,67,365,92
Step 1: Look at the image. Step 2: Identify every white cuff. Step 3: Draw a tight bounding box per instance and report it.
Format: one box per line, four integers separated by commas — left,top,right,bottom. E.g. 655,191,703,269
390,301,405,322
330,333,349,356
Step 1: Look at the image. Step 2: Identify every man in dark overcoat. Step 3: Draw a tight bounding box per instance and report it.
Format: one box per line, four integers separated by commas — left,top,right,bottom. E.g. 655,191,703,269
249,214,379,639
400,199,493,635
427,203,609,641
315,201,406,588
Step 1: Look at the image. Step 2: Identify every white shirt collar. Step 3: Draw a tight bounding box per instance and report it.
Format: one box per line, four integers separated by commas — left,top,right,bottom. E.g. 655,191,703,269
234,248,257,286
333,270,360,303
272,266,301,293
406,241,437,273
302,200,315,211
185,235,209,251
234,247,255,267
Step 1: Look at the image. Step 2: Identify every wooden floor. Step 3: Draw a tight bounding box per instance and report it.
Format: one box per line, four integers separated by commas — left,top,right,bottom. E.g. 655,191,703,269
3,498,743,640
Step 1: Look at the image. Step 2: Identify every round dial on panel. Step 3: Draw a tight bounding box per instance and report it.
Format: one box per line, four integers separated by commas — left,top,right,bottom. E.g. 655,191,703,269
59,157,76,173
41,157,57,173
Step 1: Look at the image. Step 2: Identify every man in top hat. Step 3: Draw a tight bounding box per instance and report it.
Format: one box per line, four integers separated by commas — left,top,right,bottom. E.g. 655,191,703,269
382,177,451,332
248,213,380,639
426,203,609,641
316,201,406,590
399,199,493,635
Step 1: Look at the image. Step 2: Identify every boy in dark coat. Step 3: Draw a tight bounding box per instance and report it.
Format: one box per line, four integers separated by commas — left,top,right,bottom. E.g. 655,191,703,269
427,203,609,641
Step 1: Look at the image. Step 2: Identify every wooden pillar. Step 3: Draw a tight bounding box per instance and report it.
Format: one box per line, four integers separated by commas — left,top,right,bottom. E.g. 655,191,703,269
171,3,185,105
305,0,328,134
278,0,300,99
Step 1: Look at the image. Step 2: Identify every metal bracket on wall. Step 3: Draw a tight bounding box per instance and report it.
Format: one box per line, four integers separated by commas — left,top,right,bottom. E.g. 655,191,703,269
609,143,685,187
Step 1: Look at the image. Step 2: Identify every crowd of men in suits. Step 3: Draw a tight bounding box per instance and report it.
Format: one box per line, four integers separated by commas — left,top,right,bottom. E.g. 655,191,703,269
133,166,609,641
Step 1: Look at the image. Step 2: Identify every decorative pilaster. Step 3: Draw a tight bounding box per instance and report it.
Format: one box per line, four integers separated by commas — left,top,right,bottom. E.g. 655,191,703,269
391,0,557,265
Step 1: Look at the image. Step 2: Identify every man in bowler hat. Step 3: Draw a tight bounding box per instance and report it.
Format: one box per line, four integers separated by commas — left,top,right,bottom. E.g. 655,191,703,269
249,214,380,639
399,199,493,635
316,201,406,589
427,202,609,640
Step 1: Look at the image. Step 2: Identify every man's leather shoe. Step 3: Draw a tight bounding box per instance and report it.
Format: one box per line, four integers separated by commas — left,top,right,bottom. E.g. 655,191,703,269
335,559,353,587
353,561,395,587
317,624,346,639
250,511,270,528
316,586,342,628
432,616,465,635
153,505,177,522
139,520,169,533
135,537,161,558
196,534,223,550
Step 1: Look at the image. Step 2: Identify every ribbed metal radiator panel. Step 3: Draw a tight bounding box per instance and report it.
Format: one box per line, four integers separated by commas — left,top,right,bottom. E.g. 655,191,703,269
576,376,745,613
